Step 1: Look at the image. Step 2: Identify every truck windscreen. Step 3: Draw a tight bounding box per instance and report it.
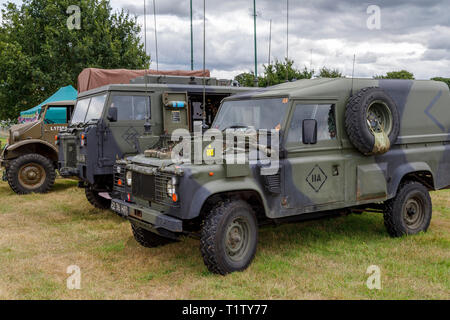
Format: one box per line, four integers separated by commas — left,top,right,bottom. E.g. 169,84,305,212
71,94,107,125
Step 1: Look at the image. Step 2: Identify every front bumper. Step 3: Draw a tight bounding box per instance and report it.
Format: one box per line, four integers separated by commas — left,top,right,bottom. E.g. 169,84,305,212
111,199,183,233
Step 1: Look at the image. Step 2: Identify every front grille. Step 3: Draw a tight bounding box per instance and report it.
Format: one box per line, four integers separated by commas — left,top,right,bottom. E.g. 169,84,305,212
113,164,126,192
132,171,179,207
132,172,156,202
64,140,77,168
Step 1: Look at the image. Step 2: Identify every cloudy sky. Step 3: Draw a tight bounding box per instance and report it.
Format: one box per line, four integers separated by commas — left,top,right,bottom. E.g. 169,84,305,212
2,0,450,79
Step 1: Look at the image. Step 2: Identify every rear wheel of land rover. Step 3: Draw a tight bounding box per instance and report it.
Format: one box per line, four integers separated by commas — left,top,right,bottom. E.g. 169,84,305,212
384,182,432,237
131,223,175,247
85,186,111,210
200,200,258,275
7,153,56,194
345,87,400,155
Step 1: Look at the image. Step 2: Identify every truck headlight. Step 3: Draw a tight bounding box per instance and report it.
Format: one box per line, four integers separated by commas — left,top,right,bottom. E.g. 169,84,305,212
126,171,132,186
166,177,177,197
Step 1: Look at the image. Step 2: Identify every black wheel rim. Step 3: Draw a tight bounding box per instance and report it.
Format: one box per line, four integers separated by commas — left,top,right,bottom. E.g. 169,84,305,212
225,216,251,262
403,195,425,230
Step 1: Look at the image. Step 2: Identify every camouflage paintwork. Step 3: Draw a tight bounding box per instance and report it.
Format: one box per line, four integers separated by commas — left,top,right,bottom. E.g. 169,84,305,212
1,101,75,170
111,78,450,237
58,75,251,194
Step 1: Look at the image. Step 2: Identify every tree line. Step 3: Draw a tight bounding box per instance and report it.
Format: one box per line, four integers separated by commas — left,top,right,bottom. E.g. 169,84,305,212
234,61,450,90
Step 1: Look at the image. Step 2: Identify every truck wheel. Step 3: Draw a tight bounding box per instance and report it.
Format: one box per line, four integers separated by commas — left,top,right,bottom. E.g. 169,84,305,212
131,223,175,248
85,186,111,210
7,154,56,194
200,200,258,275
384,182,432,237
345,87,400,155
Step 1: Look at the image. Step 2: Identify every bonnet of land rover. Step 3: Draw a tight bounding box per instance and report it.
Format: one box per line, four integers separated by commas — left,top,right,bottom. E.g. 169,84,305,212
111,78,450,275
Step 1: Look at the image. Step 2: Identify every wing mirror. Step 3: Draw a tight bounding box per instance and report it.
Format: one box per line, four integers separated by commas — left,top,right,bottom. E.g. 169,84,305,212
107,106,118,122
302,119,317,145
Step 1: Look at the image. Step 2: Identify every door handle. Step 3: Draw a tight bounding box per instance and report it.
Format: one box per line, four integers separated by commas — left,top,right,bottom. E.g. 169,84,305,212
332,165,340,176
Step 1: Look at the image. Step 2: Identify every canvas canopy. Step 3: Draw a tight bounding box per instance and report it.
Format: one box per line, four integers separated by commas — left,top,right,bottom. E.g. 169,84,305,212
19,85,77,123
77,68,211,93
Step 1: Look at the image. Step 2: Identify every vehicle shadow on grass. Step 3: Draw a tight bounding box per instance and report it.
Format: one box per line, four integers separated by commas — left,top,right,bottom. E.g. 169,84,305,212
121,212,390,276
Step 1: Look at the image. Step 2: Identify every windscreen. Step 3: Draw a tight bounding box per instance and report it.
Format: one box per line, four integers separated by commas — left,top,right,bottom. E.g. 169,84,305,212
212,98,289,131
70,94,107,124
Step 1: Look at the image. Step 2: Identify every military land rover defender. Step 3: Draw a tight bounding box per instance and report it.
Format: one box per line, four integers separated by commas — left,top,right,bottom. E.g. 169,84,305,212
111,78,450,275
1,101,75,194
58,75,250,209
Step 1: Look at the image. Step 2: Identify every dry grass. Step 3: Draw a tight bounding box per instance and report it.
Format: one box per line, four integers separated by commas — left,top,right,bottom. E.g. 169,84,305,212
0,177,448,300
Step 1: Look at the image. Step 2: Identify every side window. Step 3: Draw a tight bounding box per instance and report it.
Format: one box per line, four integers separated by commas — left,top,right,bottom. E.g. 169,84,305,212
287,104,337,144
45,107,68,124
111,95,151,121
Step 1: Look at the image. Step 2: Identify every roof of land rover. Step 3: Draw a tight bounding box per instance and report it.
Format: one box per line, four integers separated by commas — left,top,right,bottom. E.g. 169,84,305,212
225,78,450,101
77,83,251,98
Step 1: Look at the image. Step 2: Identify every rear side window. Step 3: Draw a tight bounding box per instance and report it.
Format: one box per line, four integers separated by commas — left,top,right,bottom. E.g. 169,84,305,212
110,95,151,121
287,104,337,144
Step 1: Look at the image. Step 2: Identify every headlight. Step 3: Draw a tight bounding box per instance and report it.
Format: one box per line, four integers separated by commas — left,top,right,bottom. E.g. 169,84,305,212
116,166,121,174
126,171,132,186
166,176,177,197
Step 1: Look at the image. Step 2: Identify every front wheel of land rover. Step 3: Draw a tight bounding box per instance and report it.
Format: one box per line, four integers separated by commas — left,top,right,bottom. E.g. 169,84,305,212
131,224,175,248
200,200,258,275
85,186,111,210
7,153,56,194
384,181,432,237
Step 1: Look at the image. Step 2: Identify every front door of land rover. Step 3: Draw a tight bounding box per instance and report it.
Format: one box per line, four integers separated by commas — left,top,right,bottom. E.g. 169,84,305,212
106,92,152,167
283,101,346,214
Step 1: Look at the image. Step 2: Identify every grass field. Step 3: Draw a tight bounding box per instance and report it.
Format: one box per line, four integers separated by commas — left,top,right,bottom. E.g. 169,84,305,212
0,175,448,299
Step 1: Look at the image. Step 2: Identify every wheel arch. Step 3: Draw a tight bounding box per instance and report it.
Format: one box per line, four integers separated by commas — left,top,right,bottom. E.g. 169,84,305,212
390,162,435,196
4,140,58,163
186,179,269,221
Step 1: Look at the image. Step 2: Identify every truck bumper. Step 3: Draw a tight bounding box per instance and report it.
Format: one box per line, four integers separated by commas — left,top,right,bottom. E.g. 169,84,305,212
111,199,183,234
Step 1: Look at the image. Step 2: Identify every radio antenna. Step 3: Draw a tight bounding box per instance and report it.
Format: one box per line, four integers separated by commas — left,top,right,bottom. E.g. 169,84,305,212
202,0,207,127
350,54,356,96
268,19,272,66
153,0,159,71
144,0,151,134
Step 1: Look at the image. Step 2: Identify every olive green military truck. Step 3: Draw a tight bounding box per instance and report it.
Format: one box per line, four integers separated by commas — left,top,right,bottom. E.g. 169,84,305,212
111,78,450,275
1,101,75,194
58,75,250,209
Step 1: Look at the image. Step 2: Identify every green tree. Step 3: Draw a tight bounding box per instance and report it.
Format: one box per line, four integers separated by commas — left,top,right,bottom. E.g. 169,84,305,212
234,59,314,87
431,77,450,89
0,0,150,119
374,70,415,80
318,67,343,78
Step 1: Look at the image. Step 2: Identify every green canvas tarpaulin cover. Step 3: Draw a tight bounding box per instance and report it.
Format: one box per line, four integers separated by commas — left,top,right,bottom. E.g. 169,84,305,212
19,85,77,123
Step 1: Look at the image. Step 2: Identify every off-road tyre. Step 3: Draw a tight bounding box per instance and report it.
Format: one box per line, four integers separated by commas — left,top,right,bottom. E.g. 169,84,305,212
7,153,56,194
345,87,400,155
200,200,258,275
384,181,432,237
131,223,175,248
85,186,111,210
